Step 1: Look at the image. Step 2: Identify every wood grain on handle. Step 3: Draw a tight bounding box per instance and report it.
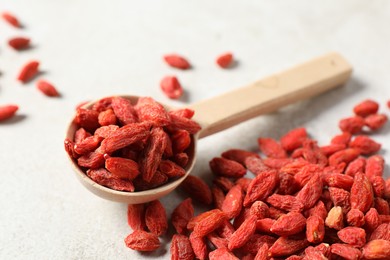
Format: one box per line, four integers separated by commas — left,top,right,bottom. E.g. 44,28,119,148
190,52,352,139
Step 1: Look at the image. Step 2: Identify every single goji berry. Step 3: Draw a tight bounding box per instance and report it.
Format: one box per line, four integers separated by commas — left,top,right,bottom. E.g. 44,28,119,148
362,239,390,259
171,234,194,260
160,76,183,99
337,227,366,247
353,99,379,117
180,175,213,205
365,113,388,130
2,12,20,27
111,97,138,125
349,135,381,155
163,54,191,69
258,137,287,158
127,204,145,231
17,60,39,83
221,149,260,165
0,104,19,122
145,200,168,236
8,37,30,50
209,157,246,178
339,116,365,134
171,198,194,234
306,215,325,243
216,52,234,68
124,230,160,251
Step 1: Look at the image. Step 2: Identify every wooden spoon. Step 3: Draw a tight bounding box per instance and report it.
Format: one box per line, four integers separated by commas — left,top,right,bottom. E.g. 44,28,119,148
66,52,352,204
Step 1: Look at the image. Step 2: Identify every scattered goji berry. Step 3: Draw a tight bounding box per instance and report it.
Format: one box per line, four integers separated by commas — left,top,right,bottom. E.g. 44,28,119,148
160,76,183,99
163,54,191,69
2,12,20,27
8,37,30,50
216,52,234,68
17,60,39,83
365,113,388,130
124,230,160,251
0,104,19,122
353,99,379,117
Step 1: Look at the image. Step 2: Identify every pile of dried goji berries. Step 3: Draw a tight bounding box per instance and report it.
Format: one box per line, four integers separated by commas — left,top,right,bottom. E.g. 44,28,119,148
64,96,201,191
124,99,390,260
0,11,60,122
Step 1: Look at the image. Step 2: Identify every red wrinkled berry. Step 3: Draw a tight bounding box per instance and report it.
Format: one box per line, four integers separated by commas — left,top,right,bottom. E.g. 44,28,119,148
36,80,60,97
160,76,183,99
8,37,30,50
17,61,39,83
163,54,190,69
2,12,20,27
0,104,19,121
216,52,234,68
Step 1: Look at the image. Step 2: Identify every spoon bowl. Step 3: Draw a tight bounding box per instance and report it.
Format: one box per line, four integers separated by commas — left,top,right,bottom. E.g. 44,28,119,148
66,52,352,204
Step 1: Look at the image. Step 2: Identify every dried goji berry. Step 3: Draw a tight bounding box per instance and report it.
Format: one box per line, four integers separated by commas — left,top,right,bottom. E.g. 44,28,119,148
100,122,150,154
211,186,225,210
353,99,379,117
180,175,213,205
337,227,366,247
296,172,322,210
158,160,185,178
135,97,170,126
163,54,191,69
86,168,134,191
339,116,365,134
127,204,145,231
330,243,362,260
171,198,194,234
189,233,208,260
365,155,384,180
17,60,39,83
0,104,19,121
331,132,352,145
221,149,260,165
210,157,246,178
160,76,183,99
370,223,390,241
258,137,287,158
325,206,344,230
266,194,304,212
74,135,102,155
345,157,366,177
228,215,257,250
171,129,191,153
245,157,270,175
124,230,160,251
145,200,167,236
209,248,238,260
111,97,138,125
216,52,234,68
36,80,60,97
268,236,309,257
306,215,325,243
8,37,30,50
328,148,360,166
244,170,279,207
168,112,202,134
105,156,140,180
192,209,226,237
213,177,234,192
350,172,374,213
221,185,244,219
349,135,381,155
365,113,388,130
346,208,365,227
2,12,20,27
362,239,390,259
280,127,308,152
171,234,194,260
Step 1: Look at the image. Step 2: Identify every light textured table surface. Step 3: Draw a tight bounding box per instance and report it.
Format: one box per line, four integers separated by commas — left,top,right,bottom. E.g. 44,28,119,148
1,0,390,259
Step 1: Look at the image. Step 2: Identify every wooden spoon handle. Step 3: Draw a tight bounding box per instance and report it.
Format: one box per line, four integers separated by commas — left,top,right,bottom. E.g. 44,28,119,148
190,52,352,139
